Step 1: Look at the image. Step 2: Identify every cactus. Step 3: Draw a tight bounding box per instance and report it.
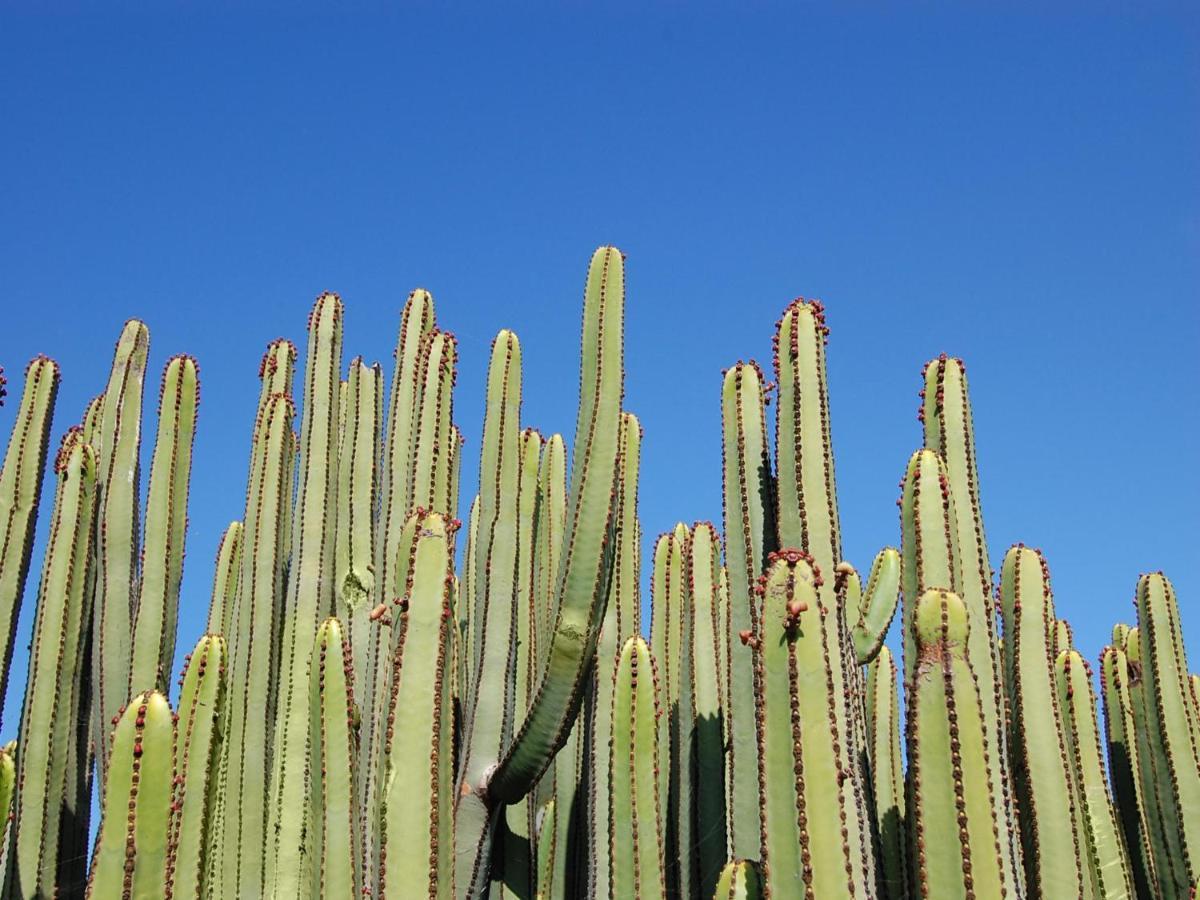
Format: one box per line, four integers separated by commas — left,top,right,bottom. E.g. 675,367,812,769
86,691,174,900
0,356,59,726
609,636,665,899
865,645,906,899
714,860,764,899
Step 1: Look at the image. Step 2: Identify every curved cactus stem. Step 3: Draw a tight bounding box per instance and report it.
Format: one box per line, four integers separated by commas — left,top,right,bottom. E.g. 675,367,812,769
308,618,361,898
1100,645,1162,899
8,437,97,899
91,320,150,790
907,588,1006,898
487,247,625,803
334,359,383,692
584,415,638,900
129,354,200,698
0,356,59,727
865,645,907,900
86,690,174,900
266,292,343,900
609,636,666,899
204,522,242,636
221,391,296,898
1056,648,1135,899
690,521,729,898
842,547,900,665
721,360,772,862
168,635,227,900
1134,573,1200,892
1000,546,1086,897
714,860,764,899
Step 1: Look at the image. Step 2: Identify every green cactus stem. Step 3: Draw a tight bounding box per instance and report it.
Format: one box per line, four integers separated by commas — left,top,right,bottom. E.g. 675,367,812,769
609,636,665,900
714,860,764,900
203,521,242,636
129,354,200,697
921,353,1022,894
865,645,907,900
0,356,59,726
721,359,772,862
91,320,150,788
168,634,227,900
86,691,174,900
907,588,1006,899
408,330,458,518
266,292,344,899
0,742,14,852
7,436,97,899
1056,648,1135,899
1000,546,1086,897
839,548,901,665
308,618,361,898
1134,572,1200,894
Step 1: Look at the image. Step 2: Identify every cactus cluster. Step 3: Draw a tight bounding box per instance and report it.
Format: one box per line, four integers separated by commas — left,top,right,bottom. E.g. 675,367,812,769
0,246,1194,898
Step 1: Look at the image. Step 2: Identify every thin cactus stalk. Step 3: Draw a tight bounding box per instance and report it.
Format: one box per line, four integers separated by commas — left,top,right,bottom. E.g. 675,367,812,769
408,329,458,517
7,436,97,899
921,353,1023,894
840,547,901,665
265,292,343,899
690,520,729,899
168,634,227,900
0,741,14,852
714,860,764,899
1000,545,1086,897
308,618,362,899
650,526,684,876
664,522,696,899
720,359,771,862
1100,644,1163,899
0,356,59,726
865,645,907,900
129,354,200,697
907,588,1006,899
86,691,173,900
334,358,383,692
221,391,296,898
548,716,585,899
91,319,150,788
534,799,557,899
1056,648,1135,899
1133,572,1200,894
534,433,568,670
375,511,455,898
609,636,665,899
585,414,638,900
204,521,242,636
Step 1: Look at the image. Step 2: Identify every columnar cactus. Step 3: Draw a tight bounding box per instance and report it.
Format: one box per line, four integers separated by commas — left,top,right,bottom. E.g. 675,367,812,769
865,645,906,899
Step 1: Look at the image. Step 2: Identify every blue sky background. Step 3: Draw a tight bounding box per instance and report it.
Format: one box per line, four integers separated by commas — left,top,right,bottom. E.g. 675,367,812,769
1,6,1197,749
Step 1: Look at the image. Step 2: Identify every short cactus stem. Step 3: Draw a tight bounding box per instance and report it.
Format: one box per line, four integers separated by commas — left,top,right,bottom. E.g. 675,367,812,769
86,691,174,900
841,548,901,665
714,860,764,899
0,741,15,851
907,588,1006,899
203,521,242,637
609,636,666,899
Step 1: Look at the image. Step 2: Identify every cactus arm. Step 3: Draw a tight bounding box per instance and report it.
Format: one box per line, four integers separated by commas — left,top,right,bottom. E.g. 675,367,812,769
455,329,523,896
865,645,907,899
459,495,480,703
1000,546,1086,896
721,360,771,861
1057,649,1135,899
91,320,150,786
266,293,343,899
842,547,901,665
548,716,585,898
584,415,637,899
408,331,458,516
690,521,729,898
907,588,1006,899
377,511,455,899
168,635,227,900
308,618,361,898
0,742,14,852
488,246,625,802
534,433,568,667
650,528,685,832
667,523,696,899
86,691,173,900
221,392,295,898
714,860,764,899
1135,573,1200,890
0,356,59,726
609,636,666,899
921,354,1022,893
334,359,383,691
203,522,242,636
129,354,200,697
8,437,97,898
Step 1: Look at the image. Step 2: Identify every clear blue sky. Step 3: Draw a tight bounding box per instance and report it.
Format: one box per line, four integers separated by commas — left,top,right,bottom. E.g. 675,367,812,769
1,5,1197,737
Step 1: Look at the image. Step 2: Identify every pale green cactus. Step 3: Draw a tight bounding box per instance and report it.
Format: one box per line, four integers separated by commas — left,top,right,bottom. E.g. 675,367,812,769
865,645,906,900
714,860,764,899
